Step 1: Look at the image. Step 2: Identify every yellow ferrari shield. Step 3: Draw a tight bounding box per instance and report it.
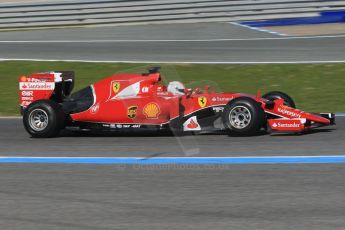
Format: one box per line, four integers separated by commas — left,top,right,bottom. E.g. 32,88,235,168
112,82,121,94
198,96,207,108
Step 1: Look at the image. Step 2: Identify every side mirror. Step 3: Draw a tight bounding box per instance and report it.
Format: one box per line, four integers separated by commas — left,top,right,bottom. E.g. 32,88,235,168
148,66,161,74
184,88,193,97
205,85,210,94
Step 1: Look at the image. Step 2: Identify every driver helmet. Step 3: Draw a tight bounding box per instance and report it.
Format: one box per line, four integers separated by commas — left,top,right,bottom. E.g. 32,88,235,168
167,81,185,95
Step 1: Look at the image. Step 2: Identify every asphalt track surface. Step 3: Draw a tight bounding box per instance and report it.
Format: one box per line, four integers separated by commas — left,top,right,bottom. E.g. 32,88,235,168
0,118,344,230
0,164,345,230
0,23,345,63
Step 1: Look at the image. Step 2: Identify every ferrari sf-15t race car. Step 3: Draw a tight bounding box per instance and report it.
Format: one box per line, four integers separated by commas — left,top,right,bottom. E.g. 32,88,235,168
19,67,335,138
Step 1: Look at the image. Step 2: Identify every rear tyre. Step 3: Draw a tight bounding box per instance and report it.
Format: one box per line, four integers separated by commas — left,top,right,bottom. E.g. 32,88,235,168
262,91,296,108
222,97,265,136
23,100,65,138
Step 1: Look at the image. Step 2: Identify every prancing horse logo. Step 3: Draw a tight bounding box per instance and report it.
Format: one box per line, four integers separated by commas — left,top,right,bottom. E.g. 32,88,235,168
112,82,121,94
198,96,207,108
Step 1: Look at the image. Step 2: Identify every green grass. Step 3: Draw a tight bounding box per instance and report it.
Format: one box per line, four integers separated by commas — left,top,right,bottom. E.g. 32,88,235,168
0,61,344,115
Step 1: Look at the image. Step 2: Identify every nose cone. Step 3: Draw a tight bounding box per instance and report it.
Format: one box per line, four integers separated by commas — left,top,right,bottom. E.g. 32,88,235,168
305,113,331,124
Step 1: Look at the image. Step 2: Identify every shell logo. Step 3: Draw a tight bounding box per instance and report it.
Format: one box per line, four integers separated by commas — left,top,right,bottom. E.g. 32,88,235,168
112,82,121,94
143,102,160,119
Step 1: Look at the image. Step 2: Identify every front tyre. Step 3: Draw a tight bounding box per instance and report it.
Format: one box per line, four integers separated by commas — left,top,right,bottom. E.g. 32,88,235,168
23,100,65,138
222,97,265,136
262,91,296,108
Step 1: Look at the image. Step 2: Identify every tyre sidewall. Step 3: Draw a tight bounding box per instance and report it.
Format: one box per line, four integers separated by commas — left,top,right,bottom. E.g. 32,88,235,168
262,91,296,108
222,97,265,135
23,100,64,138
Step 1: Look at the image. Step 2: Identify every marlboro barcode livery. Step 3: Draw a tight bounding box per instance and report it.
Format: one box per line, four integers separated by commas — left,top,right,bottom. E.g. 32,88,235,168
19,67,335,138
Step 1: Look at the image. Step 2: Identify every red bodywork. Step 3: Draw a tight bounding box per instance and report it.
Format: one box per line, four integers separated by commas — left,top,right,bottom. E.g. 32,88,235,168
19,74,55,108
19,70,333,133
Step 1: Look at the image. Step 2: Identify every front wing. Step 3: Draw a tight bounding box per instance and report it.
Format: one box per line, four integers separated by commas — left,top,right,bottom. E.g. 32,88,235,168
267,113,335,132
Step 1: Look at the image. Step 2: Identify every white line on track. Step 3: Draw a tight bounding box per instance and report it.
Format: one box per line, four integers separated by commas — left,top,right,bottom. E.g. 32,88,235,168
1,58,345,64
0,34,344,43
230,22,288,36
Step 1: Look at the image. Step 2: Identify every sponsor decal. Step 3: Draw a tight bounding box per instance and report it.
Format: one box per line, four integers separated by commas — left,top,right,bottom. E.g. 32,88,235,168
20,76,27,82
27,77,45,82
21,97,34,101
143,102,160,119
90,103,100,114
183,116,201,131
21,101,31,107
211,96,233,102
19,82,54,90
212,107,224,113
157,91,169,96
21,77,50,83
103,124,141,129
141,87,149,93
272,122,300,128
127,106,138,119
21,75,54,83
198,96,207,108
277,106,301,118
21,91,33,97
112,82,121,94
187,119,199,129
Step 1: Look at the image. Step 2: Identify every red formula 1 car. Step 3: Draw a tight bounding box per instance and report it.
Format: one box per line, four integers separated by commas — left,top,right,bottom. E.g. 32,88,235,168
19,67,335,138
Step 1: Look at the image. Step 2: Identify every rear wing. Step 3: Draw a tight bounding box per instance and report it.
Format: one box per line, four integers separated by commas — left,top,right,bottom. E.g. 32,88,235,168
19,71,74,113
